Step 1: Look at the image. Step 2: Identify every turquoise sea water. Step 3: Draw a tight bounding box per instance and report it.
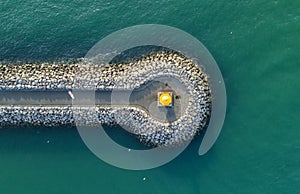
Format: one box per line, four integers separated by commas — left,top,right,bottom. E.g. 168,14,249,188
0,0,299,193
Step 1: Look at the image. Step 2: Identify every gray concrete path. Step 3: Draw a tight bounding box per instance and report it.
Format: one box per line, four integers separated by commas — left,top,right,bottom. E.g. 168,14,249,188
0,79,187,122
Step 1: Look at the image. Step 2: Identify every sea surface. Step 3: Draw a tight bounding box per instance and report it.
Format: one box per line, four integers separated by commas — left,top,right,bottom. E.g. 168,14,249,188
0,0,299,193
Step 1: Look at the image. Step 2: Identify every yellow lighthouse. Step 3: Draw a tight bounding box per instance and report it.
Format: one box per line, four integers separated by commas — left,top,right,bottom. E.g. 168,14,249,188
158,92,173,107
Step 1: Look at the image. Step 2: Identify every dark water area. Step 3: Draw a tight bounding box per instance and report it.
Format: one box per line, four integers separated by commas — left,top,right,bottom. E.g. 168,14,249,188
0,0,299,193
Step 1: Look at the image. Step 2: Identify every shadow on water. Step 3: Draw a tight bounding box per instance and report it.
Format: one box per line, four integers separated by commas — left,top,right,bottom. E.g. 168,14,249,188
103,125,150,150
0,126,85,153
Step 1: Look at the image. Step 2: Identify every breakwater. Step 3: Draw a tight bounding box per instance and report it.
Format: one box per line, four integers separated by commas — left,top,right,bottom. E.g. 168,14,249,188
0,52,211,147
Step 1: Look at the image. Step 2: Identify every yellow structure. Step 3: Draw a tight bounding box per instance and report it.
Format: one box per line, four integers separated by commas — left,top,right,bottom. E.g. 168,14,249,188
159,92,173,107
